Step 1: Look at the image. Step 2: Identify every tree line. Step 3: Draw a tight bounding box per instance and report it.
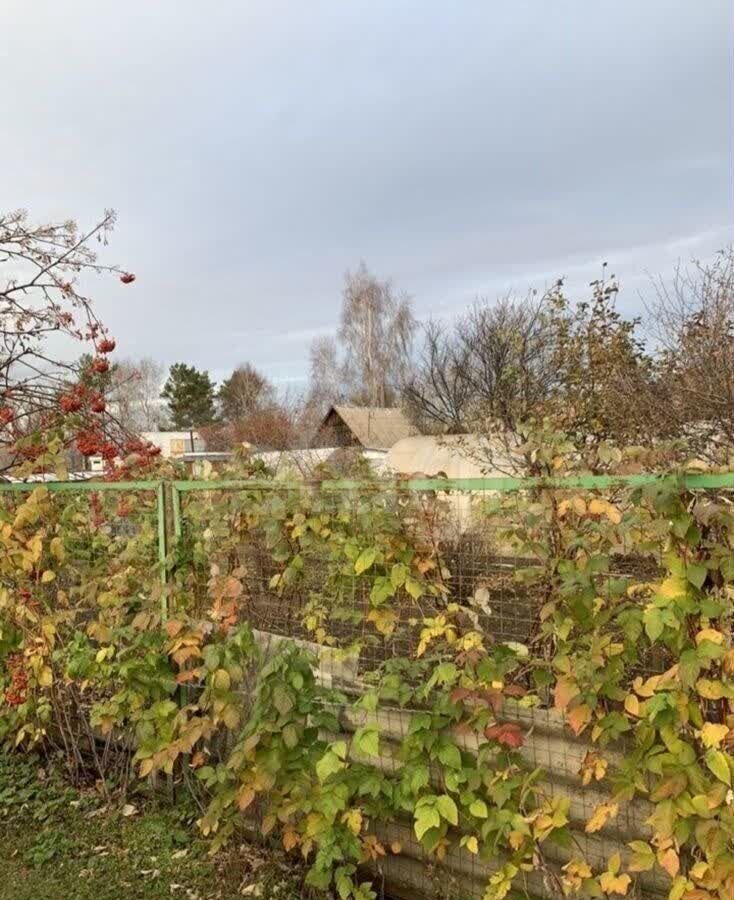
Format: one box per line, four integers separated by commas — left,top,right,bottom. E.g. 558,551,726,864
2,207,732,468
128,250,733,464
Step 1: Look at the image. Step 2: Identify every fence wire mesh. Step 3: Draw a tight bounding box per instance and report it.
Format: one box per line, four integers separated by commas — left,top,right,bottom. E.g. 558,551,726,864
0,482,162,577
170,477,707,676
167,475,734,899
3,473,733,899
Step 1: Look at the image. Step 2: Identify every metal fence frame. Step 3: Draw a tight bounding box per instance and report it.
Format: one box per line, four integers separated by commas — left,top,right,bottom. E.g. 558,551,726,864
3,470,734,588
0,479,168,587
170,470,734,536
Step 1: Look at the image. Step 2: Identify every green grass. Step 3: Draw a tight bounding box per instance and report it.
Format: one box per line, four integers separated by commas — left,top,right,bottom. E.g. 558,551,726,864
0,754,305,900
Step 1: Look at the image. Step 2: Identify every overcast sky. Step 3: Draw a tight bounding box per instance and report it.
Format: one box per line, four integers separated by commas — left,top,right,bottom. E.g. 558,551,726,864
4,1,732,388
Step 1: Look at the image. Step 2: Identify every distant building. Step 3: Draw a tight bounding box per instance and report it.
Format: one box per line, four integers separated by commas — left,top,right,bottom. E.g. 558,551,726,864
310,406,417,452
384,434,523,531
85,430,206,472
141,431,205,458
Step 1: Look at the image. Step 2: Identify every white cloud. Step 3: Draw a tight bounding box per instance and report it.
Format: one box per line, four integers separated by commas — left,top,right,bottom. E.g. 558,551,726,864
2,0,731,385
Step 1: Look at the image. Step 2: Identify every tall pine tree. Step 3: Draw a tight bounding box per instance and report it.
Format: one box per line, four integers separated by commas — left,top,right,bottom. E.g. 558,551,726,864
161,363,217,432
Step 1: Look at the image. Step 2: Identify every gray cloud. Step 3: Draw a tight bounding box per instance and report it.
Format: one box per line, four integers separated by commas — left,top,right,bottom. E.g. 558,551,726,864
4,0,732,387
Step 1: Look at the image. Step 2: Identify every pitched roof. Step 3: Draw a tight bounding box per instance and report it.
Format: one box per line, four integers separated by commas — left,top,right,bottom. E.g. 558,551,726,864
327,406,417,450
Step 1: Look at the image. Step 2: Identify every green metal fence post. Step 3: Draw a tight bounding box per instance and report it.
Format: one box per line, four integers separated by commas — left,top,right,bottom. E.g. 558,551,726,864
171,483,182,544
170,472,734,494
156,482,168,619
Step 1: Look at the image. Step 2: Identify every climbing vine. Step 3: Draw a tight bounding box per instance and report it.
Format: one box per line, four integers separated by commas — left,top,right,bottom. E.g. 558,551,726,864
1,446,733,900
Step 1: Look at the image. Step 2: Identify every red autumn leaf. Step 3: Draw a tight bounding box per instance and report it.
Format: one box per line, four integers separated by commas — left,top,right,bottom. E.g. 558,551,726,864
450,687,471,704
119,272,136,284
478,688,504,713
504,684,527,698
484,722,525,749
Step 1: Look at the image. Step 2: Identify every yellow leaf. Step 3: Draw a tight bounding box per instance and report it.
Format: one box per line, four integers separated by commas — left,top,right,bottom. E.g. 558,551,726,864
588,499,606,516
212,668,231,691
562,859,593,893
567,703,592,736
599,872,631,896
696,679,726,700
558,497,587,518
41,569,56,584
390,841,402,855
237,786,255,811
508,830,525,850
605,503,622,525
624,694,641,717
465,836,478,854
554,677,580,711
580,752,608,786
700,723,729,749
588,499,622,524
688,861,708,881
695,629,724,646
658,848,680,878
634,674,661,697
38,666,53,688
283,826,300,852
657,575,688,601
341,808,363,835
585,801,618,834
367,607,397,636
50,537,65,562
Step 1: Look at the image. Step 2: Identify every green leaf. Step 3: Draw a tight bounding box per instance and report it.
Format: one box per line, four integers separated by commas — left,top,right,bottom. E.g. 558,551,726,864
405,577,423,599
434,662,458,685
643,607,664,642
335,868,354,900
469,799,488,819
437,743,462,770
272,684,293,715
355,548,377,575
316,744,347,783
409,765,430,793
627,840,655,872
282,724,299,749
686,563,707,589
357,690,379,713
353,726,380,758
436,794,458,826
414,806,441,841
678,649,701,689
704,748,732,786
390,563,408,588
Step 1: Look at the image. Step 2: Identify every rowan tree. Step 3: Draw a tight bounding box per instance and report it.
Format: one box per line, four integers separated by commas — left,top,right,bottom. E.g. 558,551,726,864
0,207,135,471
